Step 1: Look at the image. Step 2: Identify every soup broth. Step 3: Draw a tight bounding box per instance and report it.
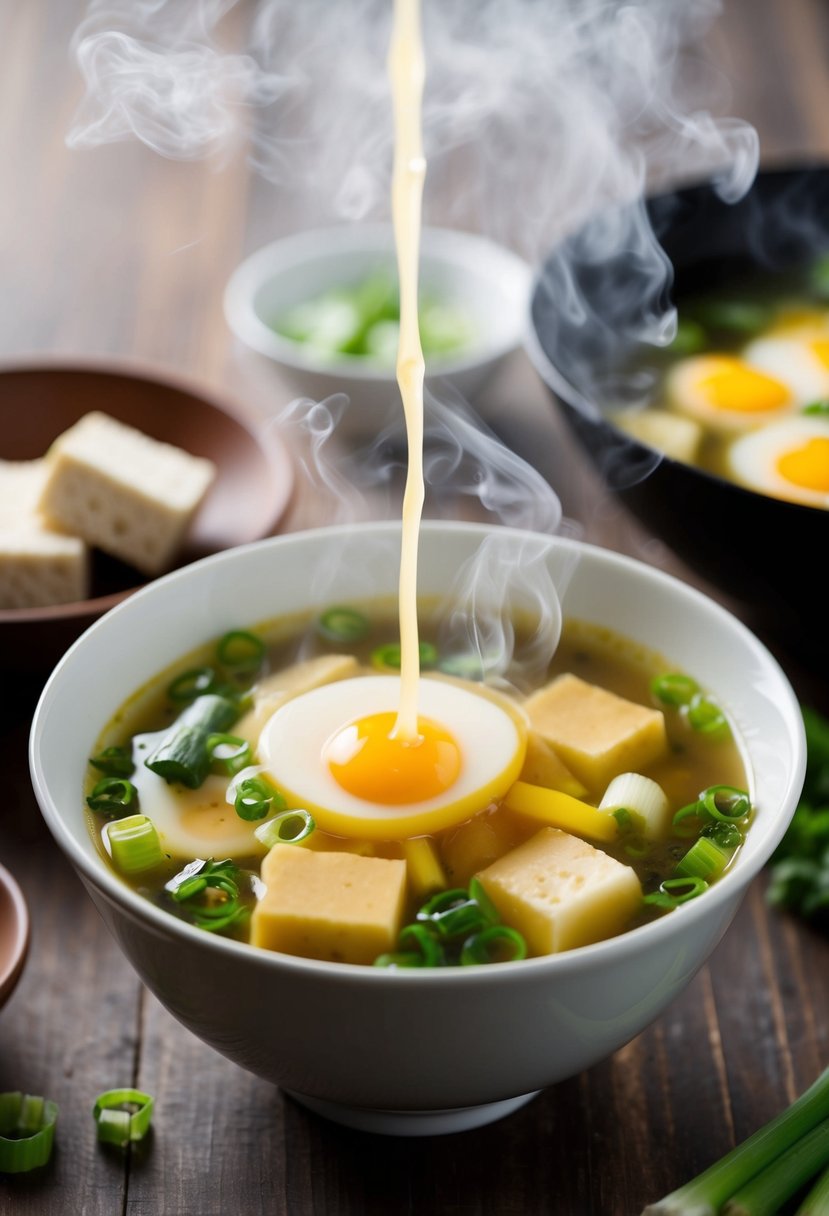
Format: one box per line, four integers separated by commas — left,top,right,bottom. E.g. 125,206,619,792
84,604,752,965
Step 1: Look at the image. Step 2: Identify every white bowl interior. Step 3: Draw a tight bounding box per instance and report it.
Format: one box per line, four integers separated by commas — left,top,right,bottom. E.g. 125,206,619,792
223,225,532,380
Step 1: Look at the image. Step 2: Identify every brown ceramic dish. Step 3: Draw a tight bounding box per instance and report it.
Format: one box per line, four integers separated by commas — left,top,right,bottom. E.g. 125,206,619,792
0,358,295,670
0,862,29,1009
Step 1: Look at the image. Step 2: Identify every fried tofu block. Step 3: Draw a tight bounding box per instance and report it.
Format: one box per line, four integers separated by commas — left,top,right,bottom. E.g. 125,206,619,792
0,525,88,608
520,730,588,799
0,459,47,526
524,673,667,792
477,827,642,955
234,654,360,747
37,412,216,575
615,407,702,465
403,837,446,898
251,845,407,965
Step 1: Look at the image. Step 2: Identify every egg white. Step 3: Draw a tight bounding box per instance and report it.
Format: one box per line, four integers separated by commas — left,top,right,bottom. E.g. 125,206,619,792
744,335,829,404
726,416,829,508
257,674,527,840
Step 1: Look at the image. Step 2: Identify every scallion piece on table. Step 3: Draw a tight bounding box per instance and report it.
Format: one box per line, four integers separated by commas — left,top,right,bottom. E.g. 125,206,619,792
794,1160,829,1215
145,694,239,789
675,835,732,881
651,672,700,707
254,809,315,848
722,1117,829,1216
89,746,134,777
92,1088,154,1148
0,1092,58,1173
106,815,163,875
206,733,252,776
86,776,138,817
216,630,265,675
316,606,370,643
461,925,527,965
641,1065,829,1216
234,775,285,822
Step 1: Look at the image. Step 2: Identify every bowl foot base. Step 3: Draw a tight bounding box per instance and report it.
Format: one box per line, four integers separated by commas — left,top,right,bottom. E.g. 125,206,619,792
283,1088,541,1136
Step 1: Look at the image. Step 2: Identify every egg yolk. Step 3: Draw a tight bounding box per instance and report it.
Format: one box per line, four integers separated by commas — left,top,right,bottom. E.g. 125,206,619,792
811,338,829,369
777,437,829,492
326,712,461,805
700,358,791,412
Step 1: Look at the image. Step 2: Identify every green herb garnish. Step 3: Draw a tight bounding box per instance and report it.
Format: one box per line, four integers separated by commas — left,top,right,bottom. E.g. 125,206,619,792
767,705,829,924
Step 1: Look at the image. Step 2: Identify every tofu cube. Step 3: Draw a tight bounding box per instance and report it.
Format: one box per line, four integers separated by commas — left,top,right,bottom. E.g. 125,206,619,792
0,525,89,608
250,845,407,965
520,730,588,799
37,412,216,575
524,673,667,792
615,407,702,465
0,459,47,526
477,827,642,955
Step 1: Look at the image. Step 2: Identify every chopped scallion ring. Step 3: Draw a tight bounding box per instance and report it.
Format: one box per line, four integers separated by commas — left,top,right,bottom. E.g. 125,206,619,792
206,733,252,776
165,859,249,934
316,606,370,643
86,776,138,817
675,835,731,881
468,877,500,926
651,672,700,707
398,923,445,967
370,641,439,671
0,1092,58,1173
89,746,134,777
700,784,751,823
254,809,315,849
166,666,220,703
701,821,743,850
644,875,709,912
461,925,527,965
685,693,730,739
92,1089,154,1147
216,631,265,674
106,815,163,875
417,888,487,939
672,800,705,837
234,776,285,822
373,951,422,969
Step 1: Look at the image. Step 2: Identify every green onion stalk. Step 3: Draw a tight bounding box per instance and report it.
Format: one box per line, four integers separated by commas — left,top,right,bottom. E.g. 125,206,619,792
642,1065,829,1215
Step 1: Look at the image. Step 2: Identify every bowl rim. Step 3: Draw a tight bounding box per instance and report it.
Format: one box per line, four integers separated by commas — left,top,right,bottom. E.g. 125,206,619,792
523,161,829,519
0,862,29,1005
29,519,806,985
0,352,296,625
223,222,533,382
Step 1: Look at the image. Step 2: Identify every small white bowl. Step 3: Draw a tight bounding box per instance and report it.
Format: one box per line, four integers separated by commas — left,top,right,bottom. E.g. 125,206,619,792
223,225,532,436
29,522,805,1136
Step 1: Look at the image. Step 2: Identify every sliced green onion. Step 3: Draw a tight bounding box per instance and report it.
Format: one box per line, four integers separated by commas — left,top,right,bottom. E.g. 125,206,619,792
373,951,422,969
644,1065,829,1216
468,876,501,926
0,1092,58,1173
700,785,751,823
644,875,709,911
686,694,730,739
106,815,163,875
206,733,252,776
89,746,134,777
145,694,239,789
794,1161,829,1215
416,888,488,939
651,672,700,707
167,666,221,704
438,652,486,680
92,1089,154,1148
672,800,706,837
461,925,527,965
254,809,315,848
316,606,370,643
675,835,731,881
370,641,439,671
86,776,138,817
701,821,744,851
398,923,445,967
721,1118,829,1216
234,775,285,822
690,298,771,336
216,630,265,674
165,859,248,934
803,399,829,417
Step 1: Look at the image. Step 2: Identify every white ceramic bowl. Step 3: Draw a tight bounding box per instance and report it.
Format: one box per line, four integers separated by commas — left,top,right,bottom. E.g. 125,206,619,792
223,225,532,437
29,522,805,1136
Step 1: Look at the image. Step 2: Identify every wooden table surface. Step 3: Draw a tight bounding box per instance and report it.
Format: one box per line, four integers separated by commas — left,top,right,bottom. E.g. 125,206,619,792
2,3,828,1213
